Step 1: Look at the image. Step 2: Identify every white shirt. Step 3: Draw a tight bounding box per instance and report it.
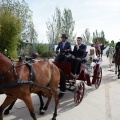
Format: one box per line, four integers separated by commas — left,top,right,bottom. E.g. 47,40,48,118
62,41,67,48
76,44,82,50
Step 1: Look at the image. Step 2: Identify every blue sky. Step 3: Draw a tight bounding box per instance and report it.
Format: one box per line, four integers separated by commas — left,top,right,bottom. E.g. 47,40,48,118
25,0,120,43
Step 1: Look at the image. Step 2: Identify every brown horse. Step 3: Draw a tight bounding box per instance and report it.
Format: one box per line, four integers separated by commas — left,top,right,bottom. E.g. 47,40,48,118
115,45,120,79
0,52,62,120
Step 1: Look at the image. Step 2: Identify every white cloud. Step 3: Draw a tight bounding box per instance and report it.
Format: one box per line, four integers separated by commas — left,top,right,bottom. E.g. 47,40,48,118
25,0,120,43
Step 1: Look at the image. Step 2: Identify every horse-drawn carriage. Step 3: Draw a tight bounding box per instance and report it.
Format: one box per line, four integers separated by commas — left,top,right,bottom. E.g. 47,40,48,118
54,54,102,105
0,52,102,120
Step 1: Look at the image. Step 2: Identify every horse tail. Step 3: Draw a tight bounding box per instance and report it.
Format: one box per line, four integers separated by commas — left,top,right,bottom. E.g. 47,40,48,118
59,69,66,98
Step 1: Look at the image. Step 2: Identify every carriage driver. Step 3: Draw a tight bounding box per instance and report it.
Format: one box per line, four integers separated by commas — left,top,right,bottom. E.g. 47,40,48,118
55,34,71,62
70,37,87,78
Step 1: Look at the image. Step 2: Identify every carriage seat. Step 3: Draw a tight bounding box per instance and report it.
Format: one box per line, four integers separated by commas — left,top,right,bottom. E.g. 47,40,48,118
53,62,71,75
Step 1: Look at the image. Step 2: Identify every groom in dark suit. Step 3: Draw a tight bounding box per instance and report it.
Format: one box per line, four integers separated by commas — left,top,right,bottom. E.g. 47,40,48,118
55,34,71,62
71,37,87,75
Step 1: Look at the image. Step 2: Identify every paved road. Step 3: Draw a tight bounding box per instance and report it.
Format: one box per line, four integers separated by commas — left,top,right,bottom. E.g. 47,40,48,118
1,56,120,120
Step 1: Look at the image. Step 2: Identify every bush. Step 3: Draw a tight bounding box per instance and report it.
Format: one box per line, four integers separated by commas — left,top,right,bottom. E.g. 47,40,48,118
41,51,54,57
0,9,22,59
35,43,54,57
35,44,45,55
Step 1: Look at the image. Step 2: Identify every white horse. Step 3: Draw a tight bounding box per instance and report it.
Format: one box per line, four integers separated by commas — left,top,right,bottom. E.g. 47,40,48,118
108,47,114,67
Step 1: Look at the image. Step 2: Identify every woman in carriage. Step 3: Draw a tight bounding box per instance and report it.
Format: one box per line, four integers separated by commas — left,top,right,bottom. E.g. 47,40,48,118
86,45,97,62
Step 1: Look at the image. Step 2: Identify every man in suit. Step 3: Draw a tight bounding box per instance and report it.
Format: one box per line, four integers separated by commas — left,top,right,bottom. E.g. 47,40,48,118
71,37,87,75
55,34,71,62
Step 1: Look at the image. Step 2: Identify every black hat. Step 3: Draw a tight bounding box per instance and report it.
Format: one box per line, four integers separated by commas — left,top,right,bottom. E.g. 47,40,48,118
61,34,68,39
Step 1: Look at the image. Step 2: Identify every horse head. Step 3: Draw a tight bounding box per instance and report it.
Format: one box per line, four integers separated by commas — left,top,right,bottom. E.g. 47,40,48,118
117,45,120,52
115,45,120,65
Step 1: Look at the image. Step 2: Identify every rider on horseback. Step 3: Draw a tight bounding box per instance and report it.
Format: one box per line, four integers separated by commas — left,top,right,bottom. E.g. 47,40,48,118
106,40,115,58
109,40,116,48
95,39,101,56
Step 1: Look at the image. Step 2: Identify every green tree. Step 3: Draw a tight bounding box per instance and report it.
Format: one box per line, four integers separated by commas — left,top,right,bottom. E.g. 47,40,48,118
81,28,91,45
46,7,76,44
61,8,76,44
0,0,37,43
46,7,62,44
0,9,22,58
92,30,108,44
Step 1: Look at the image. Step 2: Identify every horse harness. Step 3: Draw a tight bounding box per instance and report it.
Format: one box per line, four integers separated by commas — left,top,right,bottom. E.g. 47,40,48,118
0,61,35,92
0,60,65,94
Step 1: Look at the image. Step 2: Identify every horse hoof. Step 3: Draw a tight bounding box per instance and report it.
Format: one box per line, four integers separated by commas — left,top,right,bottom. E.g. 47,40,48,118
39,109,46,115
52,117,56,120
4,110,9,115
43,106,48,111
39,111,45,115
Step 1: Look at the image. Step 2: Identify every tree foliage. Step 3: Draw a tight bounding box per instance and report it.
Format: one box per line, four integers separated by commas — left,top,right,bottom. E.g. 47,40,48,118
46,8,61,45
81,28,91,45
35,44,54,57
46,7,76,44
0,0,37,43
0,9,22,58
61,8,76,43
92,30,108,44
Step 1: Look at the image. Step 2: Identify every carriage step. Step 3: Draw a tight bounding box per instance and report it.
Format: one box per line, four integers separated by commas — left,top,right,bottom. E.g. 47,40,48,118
66,86,76,91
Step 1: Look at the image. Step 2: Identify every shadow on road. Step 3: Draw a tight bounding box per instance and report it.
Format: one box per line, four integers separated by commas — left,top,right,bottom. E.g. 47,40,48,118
3,91,76,120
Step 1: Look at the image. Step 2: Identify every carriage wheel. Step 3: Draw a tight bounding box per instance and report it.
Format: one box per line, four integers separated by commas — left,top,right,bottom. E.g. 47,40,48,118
95,67,102,89
74,81,85,106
